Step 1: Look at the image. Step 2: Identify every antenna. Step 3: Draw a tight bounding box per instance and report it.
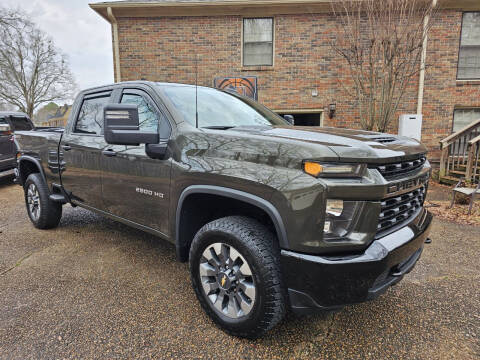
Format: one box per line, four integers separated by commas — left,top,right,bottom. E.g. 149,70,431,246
195,54,199,129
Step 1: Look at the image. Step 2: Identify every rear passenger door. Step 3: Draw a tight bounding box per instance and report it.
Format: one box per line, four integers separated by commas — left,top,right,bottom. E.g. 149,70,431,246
101,87,172,235
60,90,112,210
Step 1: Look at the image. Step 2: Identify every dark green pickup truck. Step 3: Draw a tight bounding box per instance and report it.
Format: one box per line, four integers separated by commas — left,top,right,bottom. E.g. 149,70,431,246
15,81,433,338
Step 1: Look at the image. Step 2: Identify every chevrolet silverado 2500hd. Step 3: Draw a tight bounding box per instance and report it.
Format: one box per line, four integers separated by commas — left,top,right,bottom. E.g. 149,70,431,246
15,81,433,338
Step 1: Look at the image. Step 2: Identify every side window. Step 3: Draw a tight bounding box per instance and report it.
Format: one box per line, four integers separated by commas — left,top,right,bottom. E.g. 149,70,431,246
74,95,110,135
120,93,159,133
10,117,33,131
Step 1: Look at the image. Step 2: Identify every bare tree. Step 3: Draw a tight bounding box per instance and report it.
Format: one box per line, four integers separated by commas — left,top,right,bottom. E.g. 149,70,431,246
0,8,76,118
331,0,437,132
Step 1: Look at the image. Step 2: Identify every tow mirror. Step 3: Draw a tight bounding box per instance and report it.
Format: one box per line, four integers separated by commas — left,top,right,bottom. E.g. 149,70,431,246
104,104,159,146
0,123,12,135
284,114,294,125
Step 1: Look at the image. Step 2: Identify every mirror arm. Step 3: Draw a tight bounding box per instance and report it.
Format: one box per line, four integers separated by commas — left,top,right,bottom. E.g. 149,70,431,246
146,142,168,160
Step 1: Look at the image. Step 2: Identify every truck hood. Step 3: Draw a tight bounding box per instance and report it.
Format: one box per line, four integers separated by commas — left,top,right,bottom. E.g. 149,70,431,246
231,125,427,163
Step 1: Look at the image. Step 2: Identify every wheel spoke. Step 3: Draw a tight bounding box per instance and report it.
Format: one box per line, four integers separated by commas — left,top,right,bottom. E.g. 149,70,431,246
220,244,229,266
229,247,241,267
201,280,218,295
239,280,256,300
214,290,226,312
199,262,217,277
236,292,253,315
226,294,240,318
239,261,252,277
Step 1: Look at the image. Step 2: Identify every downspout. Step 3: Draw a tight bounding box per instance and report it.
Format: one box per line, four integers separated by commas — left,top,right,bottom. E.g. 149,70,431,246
107,7,121,83
417,0,437,114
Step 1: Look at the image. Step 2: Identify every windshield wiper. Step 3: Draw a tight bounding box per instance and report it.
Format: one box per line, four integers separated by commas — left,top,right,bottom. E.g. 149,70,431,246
201,126,236,130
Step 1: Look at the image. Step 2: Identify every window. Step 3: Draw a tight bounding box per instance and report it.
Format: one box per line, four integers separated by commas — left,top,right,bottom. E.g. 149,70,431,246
453,108,480,132
121,93,159,133
160,85,286,128
74,94,110,135
458,12,480,79
10,116,33,131
243,18,274,66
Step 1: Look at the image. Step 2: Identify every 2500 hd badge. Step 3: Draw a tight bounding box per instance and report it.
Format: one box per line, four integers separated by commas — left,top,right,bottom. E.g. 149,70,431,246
136,187,164,199
14,81,433,338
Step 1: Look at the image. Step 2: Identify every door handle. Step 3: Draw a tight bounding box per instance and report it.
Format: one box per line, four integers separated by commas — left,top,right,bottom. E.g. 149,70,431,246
102,149,117,157
62,144,71,151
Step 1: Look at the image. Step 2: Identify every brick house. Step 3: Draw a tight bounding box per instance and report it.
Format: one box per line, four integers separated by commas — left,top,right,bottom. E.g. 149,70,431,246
90,0,480,159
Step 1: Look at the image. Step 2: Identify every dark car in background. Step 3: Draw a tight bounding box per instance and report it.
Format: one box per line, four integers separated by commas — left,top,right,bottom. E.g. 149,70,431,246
0,112,34,178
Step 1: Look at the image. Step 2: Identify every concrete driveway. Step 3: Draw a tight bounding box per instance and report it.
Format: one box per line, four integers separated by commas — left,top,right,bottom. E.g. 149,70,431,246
0,177,478,359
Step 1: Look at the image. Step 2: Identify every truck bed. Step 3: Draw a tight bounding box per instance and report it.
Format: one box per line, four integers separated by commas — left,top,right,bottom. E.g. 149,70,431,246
15,130,63,187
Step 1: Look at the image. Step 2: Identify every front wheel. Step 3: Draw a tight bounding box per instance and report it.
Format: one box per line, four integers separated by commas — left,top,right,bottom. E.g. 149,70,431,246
24,173,62,229
189,216,286,339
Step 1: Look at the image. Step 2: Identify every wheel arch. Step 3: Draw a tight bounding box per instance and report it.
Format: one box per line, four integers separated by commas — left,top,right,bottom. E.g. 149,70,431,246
18,156,48,188
175,185,288,262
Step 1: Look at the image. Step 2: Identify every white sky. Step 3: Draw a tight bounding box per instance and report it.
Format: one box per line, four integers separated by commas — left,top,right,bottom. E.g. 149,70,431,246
3,0,114,93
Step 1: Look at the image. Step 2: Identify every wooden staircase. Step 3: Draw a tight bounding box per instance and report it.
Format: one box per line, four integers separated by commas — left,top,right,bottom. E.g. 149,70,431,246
439,119,480,185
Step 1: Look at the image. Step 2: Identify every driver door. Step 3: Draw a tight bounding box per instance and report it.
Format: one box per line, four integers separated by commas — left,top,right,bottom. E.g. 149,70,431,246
101,88,172,235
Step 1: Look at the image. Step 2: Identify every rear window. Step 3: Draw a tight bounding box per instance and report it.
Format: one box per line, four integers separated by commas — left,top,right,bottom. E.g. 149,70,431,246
74,94,111,135
10,117,33,131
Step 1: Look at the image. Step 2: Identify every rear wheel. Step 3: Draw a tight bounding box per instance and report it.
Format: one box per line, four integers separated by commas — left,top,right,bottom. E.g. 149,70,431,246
189,216,286,338
24,173,62,229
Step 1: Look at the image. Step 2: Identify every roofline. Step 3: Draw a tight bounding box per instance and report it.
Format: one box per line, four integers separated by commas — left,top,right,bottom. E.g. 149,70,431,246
90,0,480,21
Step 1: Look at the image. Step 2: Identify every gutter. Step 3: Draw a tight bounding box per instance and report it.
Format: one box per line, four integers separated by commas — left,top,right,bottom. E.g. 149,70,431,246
417,0,438,115
107,6,121,82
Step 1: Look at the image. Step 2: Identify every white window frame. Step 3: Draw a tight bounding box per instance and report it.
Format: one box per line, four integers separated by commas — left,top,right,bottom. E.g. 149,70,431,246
242,17,275,67
457,12,480,80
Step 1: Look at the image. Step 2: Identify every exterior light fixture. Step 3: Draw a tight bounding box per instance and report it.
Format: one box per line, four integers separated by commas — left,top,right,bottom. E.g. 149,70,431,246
328,103,336,119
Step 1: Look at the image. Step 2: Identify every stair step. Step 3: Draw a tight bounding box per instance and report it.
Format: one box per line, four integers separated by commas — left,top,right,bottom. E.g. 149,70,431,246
451,167,480,175
439,175,461,185
456,164,480,170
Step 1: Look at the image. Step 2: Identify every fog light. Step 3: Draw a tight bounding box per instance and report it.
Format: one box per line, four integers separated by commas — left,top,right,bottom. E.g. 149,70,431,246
323,220,332,233
323,200,359,238
326,199,343,217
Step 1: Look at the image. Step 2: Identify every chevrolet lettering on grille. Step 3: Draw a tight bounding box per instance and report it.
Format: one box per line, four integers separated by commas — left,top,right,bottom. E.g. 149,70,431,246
387,173,429,195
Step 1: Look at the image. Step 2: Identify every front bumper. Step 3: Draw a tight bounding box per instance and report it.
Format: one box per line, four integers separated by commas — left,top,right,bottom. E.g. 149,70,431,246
281,208,433,314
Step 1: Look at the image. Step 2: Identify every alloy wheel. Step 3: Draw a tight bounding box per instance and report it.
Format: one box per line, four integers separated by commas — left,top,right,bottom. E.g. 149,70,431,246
199,242,256,319
27,183,41,221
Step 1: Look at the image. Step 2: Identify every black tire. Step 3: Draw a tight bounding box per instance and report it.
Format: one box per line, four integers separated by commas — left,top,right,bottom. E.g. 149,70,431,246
24,173,62,229
189,216,286,339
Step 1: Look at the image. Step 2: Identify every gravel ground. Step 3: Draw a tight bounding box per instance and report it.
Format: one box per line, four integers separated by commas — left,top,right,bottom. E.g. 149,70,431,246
0,176,479,359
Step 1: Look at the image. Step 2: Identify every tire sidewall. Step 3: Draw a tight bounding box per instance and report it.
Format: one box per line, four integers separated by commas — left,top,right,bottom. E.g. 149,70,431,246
190,226,274,334
24,173,51,228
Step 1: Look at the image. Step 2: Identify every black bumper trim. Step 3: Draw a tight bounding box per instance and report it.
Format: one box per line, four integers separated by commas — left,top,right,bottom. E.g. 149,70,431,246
281,209,433,314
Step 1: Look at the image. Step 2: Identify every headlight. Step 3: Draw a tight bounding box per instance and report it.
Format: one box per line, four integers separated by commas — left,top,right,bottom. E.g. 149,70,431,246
323,200,359,238
303,161,366,178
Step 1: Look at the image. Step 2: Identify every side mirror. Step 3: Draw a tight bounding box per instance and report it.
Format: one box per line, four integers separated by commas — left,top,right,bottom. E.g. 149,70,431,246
104,104,159,146
0,123,12,135
284,114,294,125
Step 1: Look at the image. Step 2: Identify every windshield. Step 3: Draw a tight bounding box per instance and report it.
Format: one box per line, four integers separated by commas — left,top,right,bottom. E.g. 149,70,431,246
159,85,287,128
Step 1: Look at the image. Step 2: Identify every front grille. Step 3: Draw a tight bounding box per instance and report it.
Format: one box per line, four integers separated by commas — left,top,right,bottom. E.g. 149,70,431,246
375,155,427,179
377,185,427,234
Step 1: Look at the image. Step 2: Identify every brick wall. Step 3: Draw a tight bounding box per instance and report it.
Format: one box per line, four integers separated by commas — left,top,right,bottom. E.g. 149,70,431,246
115,10,480,157
423,10,480,158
